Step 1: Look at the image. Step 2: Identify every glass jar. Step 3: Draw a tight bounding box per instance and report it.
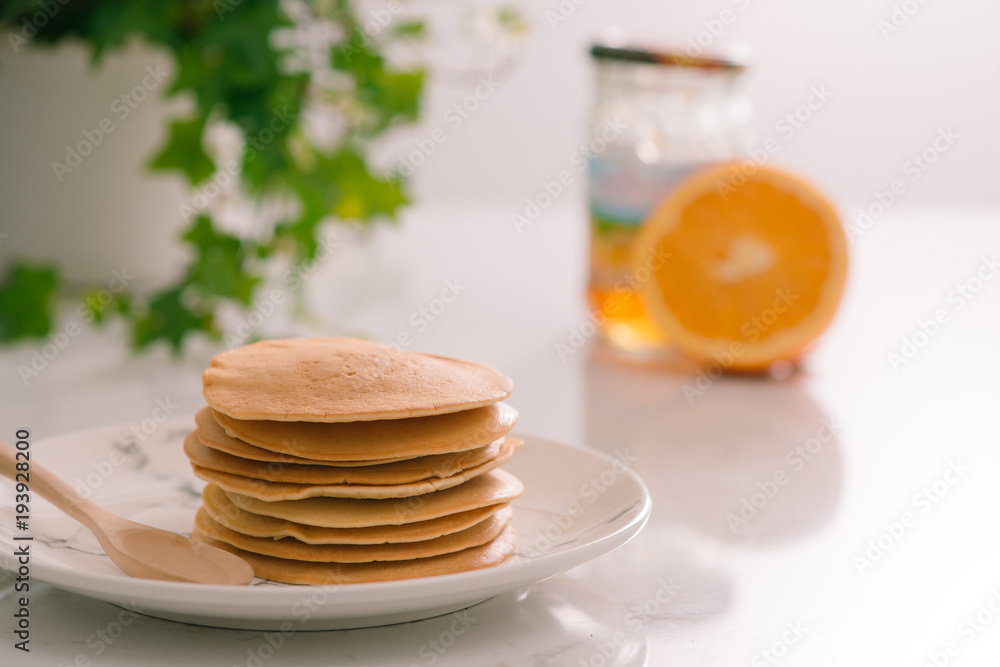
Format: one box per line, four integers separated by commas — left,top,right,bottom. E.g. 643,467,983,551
586,40,752,359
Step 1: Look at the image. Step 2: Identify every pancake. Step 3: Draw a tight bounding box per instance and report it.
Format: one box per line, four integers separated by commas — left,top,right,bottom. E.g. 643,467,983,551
195,408,418,466
190,438,522,500
202,337,513,422
222,469,524,528
184,431,503,485
194,525,517,585
194,505,512,562
210,402,518,461
202,484,508,544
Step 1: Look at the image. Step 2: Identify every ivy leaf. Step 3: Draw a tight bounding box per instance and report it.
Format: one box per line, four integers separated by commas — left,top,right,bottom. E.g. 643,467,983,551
239,122,297,191
332,29,383,72
132,286,214,354
81,3,176,62
0,263,59,341
148,115,215,185
273,216,324,261
166,3,292,114
1,2,179,62
364,70,424,130
166,3,303,190
0,1,44,23
1,0,427,355
323,148,410,220
280,147,409,259
81,289,131,325
393,21,427,39
332,29,424,134
182,215,260,305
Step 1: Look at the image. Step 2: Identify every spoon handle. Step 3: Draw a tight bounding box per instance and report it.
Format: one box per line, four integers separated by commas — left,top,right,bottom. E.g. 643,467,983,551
0,438,107,535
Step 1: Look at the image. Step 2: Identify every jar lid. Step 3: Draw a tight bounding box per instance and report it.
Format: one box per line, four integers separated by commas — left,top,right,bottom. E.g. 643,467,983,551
590,41,748,71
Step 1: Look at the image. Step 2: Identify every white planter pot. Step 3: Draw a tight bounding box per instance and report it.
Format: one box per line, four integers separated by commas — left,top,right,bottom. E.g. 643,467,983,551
0,39,190,290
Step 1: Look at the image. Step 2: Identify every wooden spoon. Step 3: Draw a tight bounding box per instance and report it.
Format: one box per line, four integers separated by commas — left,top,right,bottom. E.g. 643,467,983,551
0,438,253,585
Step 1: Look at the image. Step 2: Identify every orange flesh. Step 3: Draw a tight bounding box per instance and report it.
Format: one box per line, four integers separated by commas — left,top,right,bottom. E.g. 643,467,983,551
652,180,833,342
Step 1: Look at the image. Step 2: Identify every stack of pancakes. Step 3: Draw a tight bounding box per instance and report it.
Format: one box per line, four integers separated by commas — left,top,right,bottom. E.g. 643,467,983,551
185,338,523,585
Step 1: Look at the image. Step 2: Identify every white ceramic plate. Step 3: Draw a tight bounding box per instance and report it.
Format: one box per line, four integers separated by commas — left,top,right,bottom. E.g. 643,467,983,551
0,418,650,630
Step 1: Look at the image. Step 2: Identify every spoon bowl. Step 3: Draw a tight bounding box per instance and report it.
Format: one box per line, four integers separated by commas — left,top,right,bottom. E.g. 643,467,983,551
104,525,254,586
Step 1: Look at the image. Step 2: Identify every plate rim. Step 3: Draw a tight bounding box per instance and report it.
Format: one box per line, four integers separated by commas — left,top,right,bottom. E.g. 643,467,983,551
0,419,651,627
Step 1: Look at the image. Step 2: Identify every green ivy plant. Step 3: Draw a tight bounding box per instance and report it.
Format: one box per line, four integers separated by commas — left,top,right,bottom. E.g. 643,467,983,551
0,0,425,352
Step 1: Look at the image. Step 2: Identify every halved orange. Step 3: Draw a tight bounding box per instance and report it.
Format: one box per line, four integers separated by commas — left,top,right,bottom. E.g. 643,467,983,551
631,163,848,371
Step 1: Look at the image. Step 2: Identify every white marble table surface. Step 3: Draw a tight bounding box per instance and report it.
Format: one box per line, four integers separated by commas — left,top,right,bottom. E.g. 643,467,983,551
1,201,999,666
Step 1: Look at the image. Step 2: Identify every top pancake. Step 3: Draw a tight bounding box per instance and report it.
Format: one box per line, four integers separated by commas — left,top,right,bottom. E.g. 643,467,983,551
203,338,513,422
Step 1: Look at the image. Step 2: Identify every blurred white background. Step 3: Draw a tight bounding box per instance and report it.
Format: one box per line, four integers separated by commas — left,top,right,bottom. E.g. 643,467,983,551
399,0,1000,209
1,0,996,288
